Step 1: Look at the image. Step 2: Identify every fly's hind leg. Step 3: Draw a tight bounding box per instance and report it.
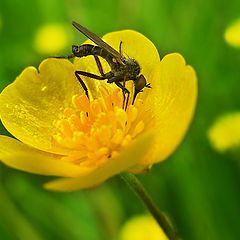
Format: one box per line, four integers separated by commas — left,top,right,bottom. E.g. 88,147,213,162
75,71,106,99
94,56,104,75
115,82,130,111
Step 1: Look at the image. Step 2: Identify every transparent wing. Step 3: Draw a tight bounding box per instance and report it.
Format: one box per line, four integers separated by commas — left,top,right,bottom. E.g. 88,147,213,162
72,21,122,61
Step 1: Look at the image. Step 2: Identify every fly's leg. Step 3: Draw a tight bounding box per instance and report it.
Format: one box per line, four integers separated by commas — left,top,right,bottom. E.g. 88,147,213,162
75,72,89,98
132,89,142,105
115,82,130,111
94,56,104,75
122,76,127,108
75,71,106,99
76,71,105,80
95,56,114,80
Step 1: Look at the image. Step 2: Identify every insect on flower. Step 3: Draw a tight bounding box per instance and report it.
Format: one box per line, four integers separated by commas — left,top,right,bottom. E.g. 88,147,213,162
0,25,197,191
54,21,151,109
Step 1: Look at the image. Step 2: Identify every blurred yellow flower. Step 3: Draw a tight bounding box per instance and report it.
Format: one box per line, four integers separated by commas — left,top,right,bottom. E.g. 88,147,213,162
224,19,240,48
33,23,72,54
208,112,240,152
119,214,168,240
0,30,197,191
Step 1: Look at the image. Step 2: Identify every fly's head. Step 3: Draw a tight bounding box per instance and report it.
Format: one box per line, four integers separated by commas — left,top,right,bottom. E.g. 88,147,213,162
132,74,151,104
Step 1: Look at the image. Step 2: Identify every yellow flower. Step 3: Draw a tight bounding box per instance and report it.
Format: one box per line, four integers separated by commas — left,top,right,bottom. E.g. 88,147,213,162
224,19,240,48
33,23,73,54
0,30,197,191
119,214,168,240
208,112,240,152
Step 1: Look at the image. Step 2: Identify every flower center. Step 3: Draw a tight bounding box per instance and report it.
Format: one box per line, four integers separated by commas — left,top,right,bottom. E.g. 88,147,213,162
53,88,148,167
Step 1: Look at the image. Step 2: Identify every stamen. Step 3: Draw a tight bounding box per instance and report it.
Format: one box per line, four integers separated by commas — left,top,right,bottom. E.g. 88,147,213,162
127,105,138,123
132,121,145,138
72,94,90,112
111,129,124,145
64,108,75,117
69,114,82,131
53,88,150,167
57,119,72,137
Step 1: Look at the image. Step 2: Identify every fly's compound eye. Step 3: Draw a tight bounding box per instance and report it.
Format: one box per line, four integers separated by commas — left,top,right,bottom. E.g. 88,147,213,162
132,74,150,104
135,74,147,91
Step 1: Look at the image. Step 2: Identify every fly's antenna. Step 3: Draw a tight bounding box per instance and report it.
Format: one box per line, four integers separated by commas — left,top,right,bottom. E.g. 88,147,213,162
119,41,128,58
119,41,123,55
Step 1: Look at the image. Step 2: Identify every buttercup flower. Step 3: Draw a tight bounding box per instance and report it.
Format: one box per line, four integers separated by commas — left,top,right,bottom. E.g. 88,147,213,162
224,19,240,48
119,214,168,240
0,30,197,191
208,112,240,153
33,23,73,54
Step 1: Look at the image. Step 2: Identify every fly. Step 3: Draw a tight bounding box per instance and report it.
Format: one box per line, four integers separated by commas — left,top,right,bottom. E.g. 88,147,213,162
53,21,151,110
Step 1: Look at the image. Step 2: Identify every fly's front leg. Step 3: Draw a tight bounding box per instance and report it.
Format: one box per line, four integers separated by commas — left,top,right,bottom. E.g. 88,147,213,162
115,82,130,111
76,71,105,80
75,72,89,99
122,76,128,109
75,71,106,99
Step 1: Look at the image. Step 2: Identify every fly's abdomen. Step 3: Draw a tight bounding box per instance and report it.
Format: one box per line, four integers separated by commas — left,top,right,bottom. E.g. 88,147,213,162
72,44,110,60
72,44,118,70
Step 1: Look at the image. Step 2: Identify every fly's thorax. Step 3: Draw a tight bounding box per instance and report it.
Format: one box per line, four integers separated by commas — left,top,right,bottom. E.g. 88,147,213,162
120,57,141,78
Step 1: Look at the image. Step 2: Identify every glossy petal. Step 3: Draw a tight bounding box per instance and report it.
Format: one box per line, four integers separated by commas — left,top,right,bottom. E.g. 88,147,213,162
44,131,154,191
0,59,84,154
0,135,94,177
74,30,160,100
141,53,197,164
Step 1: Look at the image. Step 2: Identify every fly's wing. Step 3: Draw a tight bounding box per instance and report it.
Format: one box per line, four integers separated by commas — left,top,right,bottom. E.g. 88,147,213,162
72,21,124,64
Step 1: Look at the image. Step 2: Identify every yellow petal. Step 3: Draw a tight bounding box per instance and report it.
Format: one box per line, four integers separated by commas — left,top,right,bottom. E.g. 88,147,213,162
44,131,154,191
119,214,168,240
0,59,84,154
0,135,94,177
74,30,160,99
142,53,197,164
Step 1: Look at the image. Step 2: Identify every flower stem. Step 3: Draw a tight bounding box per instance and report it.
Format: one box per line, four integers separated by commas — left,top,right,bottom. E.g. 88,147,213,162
119,172,178,240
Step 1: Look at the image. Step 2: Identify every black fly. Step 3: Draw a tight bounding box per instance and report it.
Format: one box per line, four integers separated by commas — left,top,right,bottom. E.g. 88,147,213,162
54,21,151,109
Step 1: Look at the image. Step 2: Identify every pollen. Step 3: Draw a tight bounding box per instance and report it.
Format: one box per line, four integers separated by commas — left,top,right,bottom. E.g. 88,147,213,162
53,88,149,167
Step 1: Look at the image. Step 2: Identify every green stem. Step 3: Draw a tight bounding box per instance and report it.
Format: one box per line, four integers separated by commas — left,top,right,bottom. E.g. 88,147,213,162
119,172,178,240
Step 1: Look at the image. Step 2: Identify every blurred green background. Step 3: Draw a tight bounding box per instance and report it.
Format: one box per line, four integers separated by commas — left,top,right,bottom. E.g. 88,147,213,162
0,0,240,239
